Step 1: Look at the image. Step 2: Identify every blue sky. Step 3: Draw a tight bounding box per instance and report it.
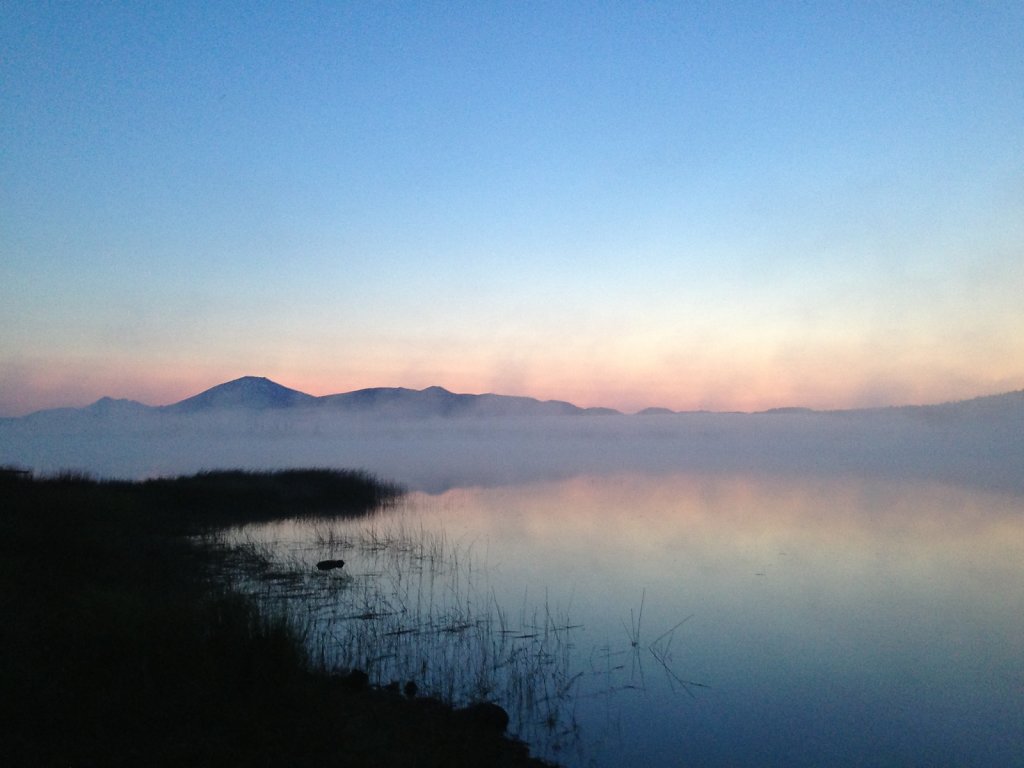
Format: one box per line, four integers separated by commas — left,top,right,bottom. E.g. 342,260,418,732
2,1,1022,414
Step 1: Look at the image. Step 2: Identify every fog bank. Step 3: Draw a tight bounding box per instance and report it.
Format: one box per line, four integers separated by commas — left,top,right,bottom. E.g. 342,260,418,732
2,398,1022,495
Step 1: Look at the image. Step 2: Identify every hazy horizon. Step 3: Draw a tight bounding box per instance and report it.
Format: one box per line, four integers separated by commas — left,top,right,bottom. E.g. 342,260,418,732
4,375,1022,496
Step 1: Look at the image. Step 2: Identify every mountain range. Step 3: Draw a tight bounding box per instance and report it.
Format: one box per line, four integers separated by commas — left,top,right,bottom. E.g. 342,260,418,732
166,376,626,417
15,376,623,420
9,374,1024,421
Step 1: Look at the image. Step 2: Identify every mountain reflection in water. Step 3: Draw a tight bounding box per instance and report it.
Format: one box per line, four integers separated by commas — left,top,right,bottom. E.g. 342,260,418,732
232,471,1024,768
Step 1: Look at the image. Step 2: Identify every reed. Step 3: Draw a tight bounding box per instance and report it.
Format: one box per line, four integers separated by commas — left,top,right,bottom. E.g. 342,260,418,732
218,513,587,758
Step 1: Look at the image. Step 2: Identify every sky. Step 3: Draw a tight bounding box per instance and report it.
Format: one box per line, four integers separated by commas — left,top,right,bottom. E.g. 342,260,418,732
2,1,1022,416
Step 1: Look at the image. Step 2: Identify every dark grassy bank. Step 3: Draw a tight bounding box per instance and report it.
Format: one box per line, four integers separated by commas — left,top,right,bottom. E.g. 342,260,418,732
0,468,552,768
137,468,404,529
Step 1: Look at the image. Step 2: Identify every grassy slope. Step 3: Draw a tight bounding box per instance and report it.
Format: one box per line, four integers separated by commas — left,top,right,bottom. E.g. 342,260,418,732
0,470,550,768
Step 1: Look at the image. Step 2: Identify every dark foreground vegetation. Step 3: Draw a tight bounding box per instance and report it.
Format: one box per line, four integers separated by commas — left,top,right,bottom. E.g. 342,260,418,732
0,468,552,767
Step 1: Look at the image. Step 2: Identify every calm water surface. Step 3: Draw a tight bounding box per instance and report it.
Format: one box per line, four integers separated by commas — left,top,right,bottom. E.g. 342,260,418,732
237,471,1024,767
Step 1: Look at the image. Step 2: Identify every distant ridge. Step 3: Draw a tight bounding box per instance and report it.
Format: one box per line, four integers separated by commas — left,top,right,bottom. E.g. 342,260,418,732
318,385,598,417
906,388,1024,411
88,397,152,415
155,376,622,417
8,376,1024,420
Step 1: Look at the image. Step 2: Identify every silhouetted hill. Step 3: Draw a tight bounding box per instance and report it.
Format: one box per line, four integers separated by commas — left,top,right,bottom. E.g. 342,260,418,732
637,407,677,415
148,377,624,417
750,391,1024,419
318,385,613,417
816,389,1024,421
910,389,1024,416
10,397,154,429
87,397,152,415
164,376,318,412
319,386,473,416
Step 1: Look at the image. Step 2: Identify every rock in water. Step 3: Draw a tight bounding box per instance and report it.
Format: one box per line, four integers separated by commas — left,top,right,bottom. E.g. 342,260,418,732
316,559,345,571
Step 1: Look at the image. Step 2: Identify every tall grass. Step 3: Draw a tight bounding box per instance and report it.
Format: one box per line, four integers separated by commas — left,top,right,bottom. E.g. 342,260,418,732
218,513,587,759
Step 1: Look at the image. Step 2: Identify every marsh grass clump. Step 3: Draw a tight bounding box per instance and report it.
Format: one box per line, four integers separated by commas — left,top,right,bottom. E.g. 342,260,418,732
139,468,403,528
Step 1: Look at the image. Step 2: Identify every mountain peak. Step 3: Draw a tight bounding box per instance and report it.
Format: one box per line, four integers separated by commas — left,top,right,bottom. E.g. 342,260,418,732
166,376,316,412
421,385,454,395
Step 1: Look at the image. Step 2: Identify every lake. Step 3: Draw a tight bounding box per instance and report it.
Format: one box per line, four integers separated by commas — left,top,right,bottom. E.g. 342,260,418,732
230,469,1024,767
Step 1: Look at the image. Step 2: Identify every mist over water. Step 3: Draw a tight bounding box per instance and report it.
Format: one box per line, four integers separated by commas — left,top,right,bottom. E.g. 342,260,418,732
2,402,1023,494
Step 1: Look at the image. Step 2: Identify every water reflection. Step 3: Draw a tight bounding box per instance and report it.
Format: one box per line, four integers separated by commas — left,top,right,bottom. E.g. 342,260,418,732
234,471,1024,767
